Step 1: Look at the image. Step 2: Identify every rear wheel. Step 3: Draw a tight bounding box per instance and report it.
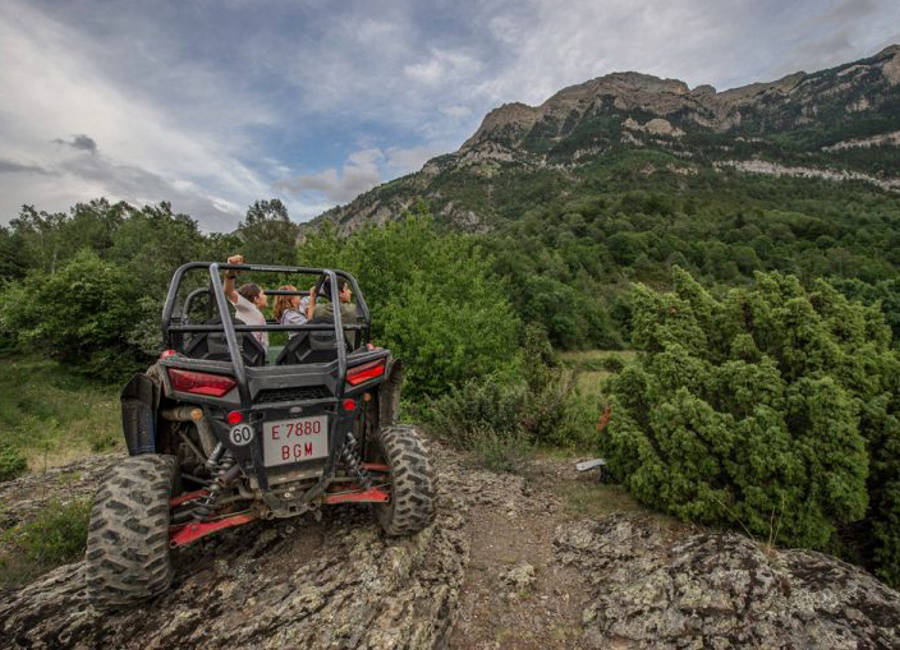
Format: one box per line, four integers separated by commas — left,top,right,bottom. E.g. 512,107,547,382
373,425,436,535
85,454,177,607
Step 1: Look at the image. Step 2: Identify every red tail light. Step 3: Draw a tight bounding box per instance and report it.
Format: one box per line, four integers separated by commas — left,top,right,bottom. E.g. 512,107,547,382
168,369,237,397
346,359,386,386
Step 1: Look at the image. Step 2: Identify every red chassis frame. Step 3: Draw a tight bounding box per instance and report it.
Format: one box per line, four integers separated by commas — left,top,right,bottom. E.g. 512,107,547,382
168,463,391,547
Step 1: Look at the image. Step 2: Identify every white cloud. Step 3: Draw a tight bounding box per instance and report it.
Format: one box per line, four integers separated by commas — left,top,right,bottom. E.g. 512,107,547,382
472,0,900,107
405,58,445,85
404,48,483,86
385,146,441,174
439,105,472,118
0,1,270,229
277,149,384,204
274,141,442,218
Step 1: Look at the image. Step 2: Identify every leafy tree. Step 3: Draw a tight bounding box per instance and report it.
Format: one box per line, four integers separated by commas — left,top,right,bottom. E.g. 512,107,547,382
601,268,899,585
237,199,299,265
7,206,68,274
297,214,522,398
108,202,206,293
0,227,30,282
0,250,145,378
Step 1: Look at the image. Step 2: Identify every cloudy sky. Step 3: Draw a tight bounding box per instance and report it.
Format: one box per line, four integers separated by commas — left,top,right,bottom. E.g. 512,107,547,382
1,0,898,231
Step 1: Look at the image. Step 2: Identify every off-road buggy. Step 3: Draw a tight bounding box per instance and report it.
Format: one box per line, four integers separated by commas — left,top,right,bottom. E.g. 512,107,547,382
85,262,435,606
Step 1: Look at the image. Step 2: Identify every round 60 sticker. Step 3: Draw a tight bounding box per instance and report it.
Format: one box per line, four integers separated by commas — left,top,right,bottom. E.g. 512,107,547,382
229,423,254,446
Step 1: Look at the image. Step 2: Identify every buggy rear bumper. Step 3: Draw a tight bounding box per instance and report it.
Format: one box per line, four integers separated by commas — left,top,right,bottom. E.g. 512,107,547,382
155,350,394,516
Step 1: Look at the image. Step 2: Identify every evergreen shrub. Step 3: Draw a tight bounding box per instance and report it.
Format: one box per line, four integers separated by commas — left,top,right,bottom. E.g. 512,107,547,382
0,440,27,482
601,267,899,585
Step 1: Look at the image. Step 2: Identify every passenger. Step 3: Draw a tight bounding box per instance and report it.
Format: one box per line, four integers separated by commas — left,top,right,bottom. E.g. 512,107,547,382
306,278,358,347
272,284,309,338
306,278,357,323
222,254,269,351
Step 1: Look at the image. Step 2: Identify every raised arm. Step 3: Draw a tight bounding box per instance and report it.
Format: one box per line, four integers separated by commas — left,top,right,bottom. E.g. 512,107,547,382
224,254,243,304
306,284,317,320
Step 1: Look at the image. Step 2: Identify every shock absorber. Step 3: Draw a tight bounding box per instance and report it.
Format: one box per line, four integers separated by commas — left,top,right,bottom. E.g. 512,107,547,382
193,452,236,521
341,432,372,489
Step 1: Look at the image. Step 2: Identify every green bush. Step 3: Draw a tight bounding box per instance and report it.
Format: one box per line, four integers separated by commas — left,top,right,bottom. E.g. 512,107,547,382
0,499,91,586
517,325,602,447
427,324,599,463
600,268,899,585
0,250,146,378
601,355,625,373
426,375,526,442
467,426,533,474
0,440,27,482
298,214,522,398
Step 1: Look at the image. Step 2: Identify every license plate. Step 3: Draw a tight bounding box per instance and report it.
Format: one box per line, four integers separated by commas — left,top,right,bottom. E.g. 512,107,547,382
263,415,328,467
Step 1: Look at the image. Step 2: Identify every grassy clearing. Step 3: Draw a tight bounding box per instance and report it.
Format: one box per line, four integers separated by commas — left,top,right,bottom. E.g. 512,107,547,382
0,355,122,474
562,349,637,402
573,369,611,401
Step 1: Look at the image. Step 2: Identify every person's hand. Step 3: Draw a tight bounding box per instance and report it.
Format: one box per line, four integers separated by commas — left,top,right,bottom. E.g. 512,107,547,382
308,284,317,297
227,254,244,265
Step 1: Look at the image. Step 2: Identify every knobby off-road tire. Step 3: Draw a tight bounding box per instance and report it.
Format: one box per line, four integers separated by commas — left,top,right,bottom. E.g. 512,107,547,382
85,454,177,607
375,425,436,535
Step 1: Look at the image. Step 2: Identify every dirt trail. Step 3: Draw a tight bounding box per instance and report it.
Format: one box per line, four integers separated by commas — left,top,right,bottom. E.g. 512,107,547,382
2,441,900,649
444,458,594,649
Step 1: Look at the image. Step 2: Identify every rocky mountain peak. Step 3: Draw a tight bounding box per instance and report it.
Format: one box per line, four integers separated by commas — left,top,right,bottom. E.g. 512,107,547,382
548,71,691,103
460,101,542,149
462,70,695,150
879,44,900,84
312,45,900,234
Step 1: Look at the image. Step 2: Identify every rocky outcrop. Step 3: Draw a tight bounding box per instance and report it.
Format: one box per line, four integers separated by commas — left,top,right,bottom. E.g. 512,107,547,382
880,45,900,84
715,159,900,192
623,117,685,138
822,129,900,151
0,441,469,650
3,449,899,649
556,515,900,649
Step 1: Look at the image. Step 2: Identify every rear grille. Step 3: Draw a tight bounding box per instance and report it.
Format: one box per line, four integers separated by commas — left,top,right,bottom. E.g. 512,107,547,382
255,386,331,403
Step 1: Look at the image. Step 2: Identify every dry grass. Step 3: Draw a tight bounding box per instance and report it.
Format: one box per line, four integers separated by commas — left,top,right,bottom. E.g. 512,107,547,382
561,480,645,518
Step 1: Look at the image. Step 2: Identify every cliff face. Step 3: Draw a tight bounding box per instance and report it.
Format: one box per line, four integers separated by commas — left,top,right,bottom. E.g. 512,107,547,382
461,45,900,152
309,45,900,234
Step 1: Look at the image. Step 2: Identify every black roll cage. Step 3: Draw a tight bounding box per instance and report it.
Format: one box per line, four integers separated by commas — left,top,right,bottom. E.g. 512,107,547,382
161,262,372,408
